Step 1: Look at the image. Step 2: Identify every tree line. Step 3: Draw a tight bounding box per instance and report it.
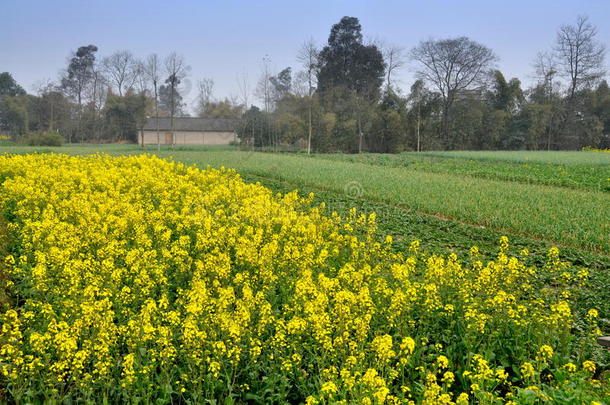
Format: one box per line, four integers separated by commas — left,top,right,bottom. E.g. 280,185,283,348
0,47,197,144
1,14,608,151
240,15,609,152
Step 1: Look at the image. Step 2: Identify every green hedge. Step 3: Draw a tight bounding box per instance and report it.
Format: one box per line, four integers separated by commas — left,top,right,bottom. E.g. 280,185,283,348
22,132,64,146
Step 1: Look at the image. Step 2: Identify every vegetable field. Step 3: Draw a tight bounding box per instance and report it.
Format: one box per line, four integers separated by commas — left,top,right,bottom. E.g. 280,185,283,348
156,150,610,255
0,146,608,403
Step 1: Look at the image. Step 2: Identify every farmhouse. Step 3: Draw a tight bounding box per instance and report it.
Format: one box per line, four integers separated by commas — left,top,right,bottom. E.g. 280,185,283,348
139,117,238,146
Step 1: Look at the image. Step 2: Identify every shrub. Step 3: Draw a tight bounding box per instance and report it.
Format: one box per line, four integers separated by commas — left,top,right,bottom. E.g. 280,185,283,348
0,134,13,145
582,146,610,153
22,131,64,146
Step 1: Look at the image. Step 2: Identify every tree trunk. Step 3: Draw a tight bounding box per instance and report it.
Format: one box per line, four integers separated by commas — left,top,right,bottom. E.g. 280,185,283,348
170,81,175,148
416,103,421,152
546,109,554,151
154,84,160,151
49,99,55,132
358,116,363,154
307,97,312,154
441,100,451,149
77,91,82,144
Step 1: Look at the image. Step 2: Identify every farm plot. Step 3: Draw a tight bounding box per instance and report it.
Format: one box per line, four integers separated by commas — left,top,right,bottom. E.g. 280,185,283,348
1,153,607,403
148,151,610,255
313,151,610,191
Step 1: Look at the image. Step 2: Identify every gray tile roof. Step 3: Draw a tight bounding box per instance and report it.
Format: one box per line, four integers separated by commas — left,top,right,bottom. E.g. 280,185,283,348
143,117,237,132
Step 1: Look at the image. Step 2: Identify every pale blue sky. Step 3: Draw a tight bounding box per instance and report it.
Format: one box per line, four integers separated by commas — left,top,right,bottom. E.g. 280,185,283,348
2,0,609,112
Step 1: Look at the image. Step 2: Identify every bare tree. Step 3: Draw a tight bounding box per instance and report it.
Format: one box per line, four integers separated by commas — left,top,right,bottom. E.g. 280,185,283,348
533,51,560,100
132,61,150,96
142,53,162,150
291,71,309,97
102,50,137,96
255,55,273,112
253,56,278,149
196,78,214,117
408,80,427,152
297,38,319,154
554,15,606,99
383,44,405,92
236,71,250,111
531,51,564,150
130,61,151,147
164,52,187,147
227,94,240,109
33,79,59,132
410,37,497,145
88,63,107,141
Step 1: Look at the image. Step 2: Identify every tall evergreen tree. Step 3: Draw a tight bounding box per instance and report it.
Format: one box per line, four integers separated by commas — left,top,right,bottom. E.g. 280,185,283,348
61,45,98,142
317,17,385,99
0,73,26,98
317,17,385,152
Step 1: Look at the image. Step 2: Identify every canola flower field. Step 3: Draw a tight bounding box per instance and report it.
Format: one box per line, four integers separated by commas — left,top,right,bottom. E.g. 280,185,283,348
0,152,608,404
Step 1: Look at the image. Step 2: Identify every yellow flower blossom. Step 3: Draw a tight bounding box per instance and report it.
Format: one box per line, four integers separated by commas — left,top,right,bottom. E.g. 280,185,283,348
582,361,596,374
521,362,536,379
320,381,337,395
536,345,554,362
436,355,449,369
0,154,603,403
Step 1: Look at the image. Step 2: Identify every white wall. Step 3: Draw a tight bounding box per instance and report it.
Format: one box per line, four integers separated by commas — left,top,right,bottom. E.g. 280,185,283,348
140,131,236,145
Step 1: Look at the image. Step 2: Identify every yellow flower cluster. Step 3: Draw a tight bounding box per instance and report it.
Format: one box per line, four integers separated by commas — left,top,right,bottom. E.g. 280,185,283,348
0,154,605,403
582,146,610,153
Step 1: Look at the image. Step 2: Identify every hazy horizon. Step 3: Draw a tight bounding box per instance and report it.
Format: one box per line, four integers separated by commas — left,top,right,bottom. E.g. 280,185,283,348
3,0,610,113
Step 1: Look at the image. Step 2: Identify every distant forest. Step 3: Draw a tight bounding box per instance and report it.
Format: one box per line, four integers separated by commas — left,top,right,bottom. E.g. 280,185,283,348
1,15,609,152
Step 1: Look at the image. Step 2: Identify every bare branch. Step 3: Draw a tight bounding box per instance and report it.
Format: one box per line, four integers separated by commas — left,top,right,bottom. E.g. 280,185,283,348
297,38,319,97
382,44,405,91
554,15,606,97
236,72,251,110
196,78,214,117
101,50,137,96
254,55,273,111
410,36,497,142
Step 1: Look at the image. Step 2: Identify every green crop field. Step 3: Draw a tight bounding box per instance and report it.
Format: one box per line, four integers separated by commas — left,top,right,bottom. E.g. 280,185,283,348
153,149,610,256
1,143,609,403
1,144,609,286
1,144,608,256
408,150,610,165
1,144,609,316
1,144,609,269
314,151,610,191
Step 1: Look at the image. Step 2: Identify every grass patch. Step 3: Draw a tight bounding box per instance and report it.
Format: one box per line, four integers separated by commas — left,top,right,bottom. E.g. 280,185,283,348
412,150,610,165
314,152,610,191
